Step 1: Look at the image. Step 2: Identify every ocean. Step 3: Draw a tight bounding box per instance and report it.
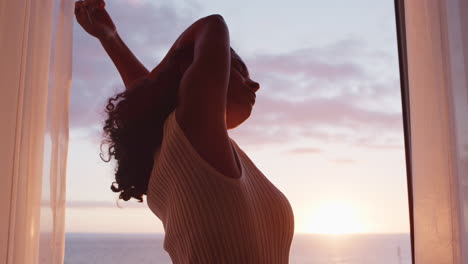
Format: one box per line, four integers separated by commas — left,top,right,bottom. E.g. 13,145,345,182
64,233,412,264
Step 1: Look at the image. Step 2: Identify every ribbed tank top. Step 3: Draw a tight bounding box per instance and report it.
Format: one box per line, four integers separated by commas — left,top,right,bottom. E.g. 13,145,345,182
146,109,295,263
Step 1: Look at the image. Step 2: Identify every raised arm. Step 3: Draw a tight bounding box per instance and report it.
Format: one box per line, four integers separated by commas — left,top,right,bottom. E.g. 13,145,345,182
75,0,149,89
176,15,231,122
99,33,149,89
146,15,218,81
173,15,238,179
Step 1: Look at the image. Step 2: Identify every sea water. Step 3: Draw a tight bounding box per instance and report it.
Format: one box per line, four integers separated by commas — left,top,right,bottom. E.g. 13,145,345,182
64,233,412,264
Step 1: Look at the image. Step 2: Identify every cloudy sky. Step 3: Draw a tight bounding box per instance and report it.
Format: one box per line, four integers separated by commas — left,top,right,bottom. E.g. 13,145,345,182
67,0,409,234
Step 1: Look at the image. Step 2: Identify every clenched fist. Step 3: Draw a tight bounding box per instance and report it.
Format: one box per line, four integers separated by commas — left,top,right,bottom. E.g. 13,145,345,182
74,0,117,40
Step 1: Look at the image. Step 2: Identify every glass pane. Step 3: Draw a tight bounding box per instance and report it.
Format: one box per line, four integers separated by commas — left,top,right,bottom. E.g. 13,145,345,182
67,0,411,263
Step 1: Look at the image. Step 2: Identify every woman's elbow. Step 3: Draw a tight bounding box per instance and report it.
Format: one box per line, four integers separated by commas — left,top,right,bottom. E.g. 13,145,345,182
204,14,224,21
201,14,226,26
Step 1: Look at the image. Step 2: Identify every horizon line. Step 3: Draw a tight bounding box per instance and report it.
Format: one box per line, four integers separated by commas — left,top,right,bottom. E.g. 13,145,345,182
65,231,411,235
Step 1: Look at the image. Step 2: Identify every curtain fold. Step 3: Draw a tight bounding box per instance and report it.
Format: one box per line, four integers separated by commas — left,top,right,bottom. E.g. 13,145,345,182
405,0,468,263
0,0,73,263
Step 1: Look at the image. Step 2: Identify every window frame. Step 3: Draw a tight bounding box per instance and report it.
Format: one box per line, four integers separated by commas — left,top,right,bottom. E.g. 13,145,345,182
393,0,414,263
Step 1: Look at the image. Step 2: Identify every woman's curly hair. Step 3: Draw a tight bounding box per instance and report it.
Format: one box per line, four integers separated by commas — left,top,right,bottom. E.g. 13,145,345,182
99,47,193,205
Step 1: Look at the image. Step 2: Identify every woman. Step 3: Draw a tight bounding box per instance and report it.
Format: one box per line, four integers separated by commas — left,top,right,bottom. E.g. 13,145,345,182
75,1,295,263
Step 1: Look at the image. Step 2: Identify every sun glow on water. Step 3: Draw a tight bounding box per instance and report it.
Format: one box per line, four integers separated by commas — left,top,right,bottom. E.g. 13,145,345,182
305,202,366,235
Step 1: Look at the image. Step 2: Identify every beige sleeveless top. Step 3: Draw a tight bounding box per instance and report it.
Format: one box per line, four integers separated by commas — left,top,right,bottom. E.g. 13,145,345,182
146,110,295,263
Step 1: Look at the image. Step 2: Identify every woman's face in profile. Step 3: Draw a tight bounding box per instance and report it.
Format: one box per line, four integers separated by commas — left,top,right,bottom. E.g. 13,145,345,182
226,52,260,129
163,47,260,129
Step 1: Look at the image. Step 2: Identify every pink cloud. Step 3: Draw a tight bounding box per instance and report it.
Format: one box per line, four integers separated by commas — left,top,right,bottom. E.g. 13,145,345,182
71,2,403,152
249,95,402,131
333,159,355,164
251,53,366,81
230,94,403,149
287,147,322,155
123,0,145,7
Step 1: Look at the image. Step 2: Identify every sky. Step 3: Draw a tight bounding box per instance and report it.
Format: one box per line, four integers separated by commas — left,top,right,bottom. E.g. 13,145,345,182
67,0,409,234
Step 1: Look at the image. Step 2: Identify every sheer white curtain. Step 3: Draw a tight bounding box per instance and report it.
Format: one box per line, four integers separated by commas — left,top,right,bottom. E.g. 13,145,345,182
0,0,73,263
405,0,468,263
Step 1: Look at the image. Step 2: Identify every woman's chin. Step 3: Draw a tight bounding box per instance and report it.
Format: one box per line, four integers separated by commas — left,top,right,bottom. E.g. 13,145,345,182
226,106,251,129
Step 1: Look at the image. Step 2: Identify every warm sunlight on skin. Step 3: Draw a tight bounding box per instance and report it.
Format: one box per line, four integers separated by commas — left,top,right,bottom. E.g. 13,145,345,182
305,202,366,235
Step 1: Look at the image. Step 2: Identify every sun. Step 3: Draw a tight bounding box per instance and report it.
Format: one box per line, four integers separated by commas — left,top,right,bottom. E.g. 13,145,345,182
305,202,366,234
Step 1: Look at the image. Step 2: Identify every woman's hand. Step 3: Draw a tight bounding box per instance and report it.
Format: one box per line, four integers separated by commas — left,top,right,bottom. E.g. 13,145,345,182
74,0,117,41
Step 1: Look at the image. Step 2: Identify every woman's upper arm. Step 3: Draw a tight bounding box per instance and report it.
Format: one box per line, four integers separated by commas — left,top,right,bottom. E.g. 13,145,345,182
176,15,231,127
147,15,222,80
170,15,243,180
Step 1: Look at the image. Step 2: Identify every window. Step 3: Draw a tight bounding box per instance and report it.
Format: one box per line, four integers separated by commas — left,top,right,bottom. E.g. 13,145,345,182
66,0,412,263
